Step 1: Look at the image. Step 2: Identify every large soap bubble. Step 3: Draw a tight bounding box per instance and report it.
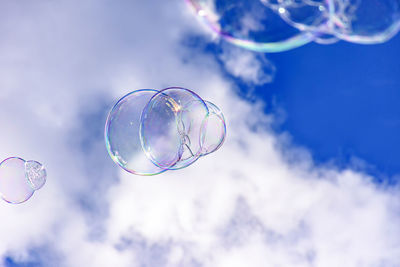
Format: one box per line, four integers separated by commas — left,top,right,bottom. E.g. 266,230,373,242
185,0,316,52
0,157,47,204
105,87,226,175
328,0,400,44
187,0,400,52
261,0,331,32
105,89,168,176
140,87,209,170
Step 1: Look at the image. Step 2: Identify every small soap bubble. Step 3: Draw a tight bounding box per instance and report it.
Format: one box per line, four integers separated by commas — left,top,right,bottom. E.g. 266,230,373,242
200,101,226,156
105,87,226,175
25,160,47,191
0,157,47,204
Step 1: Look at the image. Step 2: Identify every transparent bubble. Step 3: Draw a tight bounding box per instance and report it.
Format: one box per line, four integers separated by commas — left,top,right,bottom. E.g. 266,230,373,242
261,0,331,33
25,160,47,191
200,101,226,156
0,157,47,204
0,157,33,204
187,0,400,51
186,0,316,52
262,0,400,44
105,89,167,176
106,88,226,175
140,87,209,170
329,0,400,44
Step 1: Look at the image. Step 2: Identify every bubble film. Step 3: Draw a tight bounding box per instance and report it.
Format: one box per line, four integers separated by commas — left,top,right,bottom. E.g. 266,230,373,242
328,0,400,44
200,101,226,156
185,0,316,52
25,160,47,191
105,87,226,175
140,87,209,170
187,0,400,52
261,0,330,32
0,157,47,204
105,89,168,176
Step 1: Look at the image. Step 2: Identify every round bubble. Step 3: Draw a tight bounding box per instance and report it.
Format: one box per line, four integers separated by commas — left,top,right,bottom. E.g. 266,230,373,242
140,87,209,170
328,0,400,44
25,160,47,191
200,101,226,156
186,0,316,52
0,157,34,204
105,89,168,175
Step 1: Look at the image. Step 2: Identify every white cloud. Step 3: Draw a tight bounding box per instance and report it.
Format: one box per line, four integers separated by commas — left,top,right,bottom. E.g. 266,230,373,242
0,0,399,267
218,44,276,86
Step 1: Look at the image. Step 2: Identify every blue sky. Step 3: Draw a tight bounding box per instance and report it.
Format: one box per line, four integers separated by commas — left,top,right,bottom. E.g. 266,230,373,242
0,1,400,266
265,34,400,181
189,30,400,180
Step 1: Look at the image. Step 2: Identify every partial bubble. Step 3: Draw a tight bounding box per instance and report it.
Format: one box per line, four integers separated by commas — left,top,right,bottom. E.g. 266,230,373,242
0,157,47,204
200,101,226,156
187,0,400,52
261,0,330,32
105,89,167,176
25,160,47,191
140,87,209,170
261,0,400,44
185,0,315,52
329,0,400,44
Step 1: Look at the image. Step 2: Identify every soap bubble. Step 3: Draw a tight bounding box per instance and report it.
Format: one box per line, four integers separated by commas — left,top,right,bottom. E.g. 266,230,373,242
186,0,400,52
185,0,316,52
105,89,167,176
265,0,400,44
200,100,226,156
105,87,226,175
261,0,331,33
25,160,47,191
0,157,47,204
140,87,209,170
328,0,400,44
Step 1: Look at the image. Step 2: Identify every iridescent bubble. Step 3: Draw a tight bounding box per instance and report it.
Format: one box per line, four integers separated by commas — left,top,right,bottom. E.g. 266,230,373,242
329,0,400,44
0,157,47,204
261,0,400,44
105,89,167,176
25,160,47,191
200,101,226,156
187,0,400,52
140,87,209,170
185,0,316,52
261,0,331,33
105,87,226,175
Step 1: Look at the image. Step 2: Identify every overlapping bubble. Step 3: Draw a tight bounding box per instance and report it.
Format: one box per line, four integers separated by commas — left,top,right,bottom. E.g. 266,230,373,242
186,0,400,52
0,157,47,204
105,87,226,175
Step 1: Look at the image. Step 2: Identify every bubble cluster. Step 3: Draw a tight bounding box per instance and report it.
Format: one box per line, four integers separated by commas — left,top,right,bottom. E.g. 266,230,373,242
186,0,400,52
0,157,47,204
105,87,226,175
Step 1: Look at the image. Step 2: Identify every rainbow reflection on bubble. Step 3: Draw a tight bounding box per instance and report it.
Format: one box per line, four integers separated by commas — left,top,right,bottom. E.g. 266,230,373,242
186,0,316,52
186,0,400,52
105,87,226,175
0,157,47,204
